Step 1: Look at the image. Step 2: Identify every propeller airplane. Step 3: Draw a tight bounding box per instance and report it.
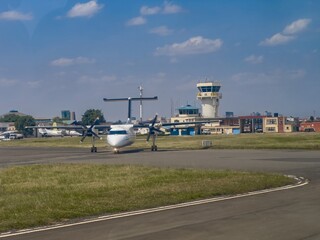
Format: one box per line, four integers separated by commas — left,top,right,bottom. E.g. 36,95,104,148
26,96,213,153
103,97,212,153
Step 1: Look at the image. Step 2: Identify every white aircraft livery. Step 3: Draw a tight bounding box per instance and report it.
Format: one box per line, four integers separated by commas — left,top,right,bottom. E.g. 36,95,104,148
107,124,136,153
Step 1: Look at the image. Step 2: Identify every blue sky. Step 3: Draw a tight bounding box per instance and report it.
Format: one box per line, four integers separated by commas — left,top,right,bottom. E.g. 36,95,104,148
0,0,319,121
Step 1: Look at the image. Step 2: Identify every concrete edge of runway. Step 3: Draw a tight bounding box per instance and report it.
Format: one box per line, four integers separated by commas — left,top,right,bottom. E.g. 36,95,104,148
0,175,308,239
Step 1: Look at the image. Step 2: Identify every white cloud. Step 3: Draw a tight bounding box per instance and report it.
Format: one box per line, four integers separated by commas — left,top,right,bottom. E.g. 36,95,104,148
77,75,117,84
51,57,95,67
231,72,269,85
244,55,264,64
27,81,41,88
140,6,161,15
231,69,305,85
127,2,183,27
149,26,173,36
286,69,306,79
155,36,223,56
259,33,295,46
260,18,312,47
0,11,32,21
138,2,183,16
0,78,18,87
283,18,312,35
67,1,103,18
163,1,183,14
126,16,146,26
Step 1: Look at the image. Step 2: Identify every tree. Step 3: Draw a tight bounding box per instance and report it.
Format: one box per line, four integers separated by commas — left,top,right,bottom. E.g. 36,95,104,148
0,114,20,123
14,116,36,136
52,116,64,124
81,109,106,125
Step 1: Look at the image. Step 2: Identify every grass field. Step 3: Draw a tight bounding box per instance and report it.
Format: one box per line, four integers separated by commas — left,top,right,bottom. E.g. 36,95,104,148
0,164,295,232
0,132,316,232
1,132,320,150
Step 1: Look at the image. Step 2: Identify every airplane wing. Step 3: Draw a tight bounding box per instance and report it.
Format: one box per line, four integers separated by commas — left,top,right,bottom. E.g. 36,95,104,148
25,123,110,130
160,120,212,127
133,115,214,145
25,125,85,130
134,120,211,128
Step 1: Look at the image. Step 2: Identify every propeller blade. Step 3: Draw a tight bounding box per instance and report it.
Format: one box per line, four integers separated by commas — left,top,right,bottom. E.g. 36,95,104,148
80,135,87,143
89,124,95,130
89,118,99,130
146,114,158,142
151,114,157,126
91,131,101,139
146,132,151,142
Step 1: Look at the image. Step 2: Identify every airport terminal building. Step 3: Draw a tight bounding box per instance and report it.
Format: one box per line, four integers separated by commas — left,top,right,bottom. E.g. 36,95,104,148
169,81,301,135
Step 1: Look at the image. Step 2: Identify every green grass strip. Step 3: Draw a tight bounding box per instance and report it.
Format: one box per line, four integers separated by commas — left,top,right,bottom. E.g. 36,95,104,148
1,132,320,150
0,164,294,232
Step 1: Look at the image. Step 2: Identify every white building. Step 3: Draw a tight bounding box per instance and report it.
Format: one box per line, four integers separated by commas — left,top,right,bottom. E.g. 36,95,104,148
196,82,222,118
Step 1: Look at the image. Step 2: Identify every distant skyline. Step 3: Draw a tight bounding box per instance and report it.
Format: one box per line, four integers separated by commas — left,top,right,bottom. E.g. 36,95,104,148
0,0,319,121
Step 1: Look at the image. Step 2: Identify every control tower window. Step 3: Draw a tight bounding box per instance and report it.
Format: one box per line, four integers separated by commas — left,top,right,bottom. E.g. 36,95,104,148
178,109,199,115
198,86,221,92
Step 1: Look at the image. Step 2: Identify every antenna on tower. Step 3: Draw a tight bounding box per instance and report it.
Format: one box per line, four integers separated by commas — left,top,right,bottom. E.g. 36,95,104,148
170,98,174,117
138,85,143,122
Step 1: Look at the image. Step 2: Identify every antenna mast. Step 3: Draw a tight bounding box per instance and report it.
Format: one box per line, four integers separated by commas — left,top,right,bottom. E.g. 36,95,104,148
138,85,143,122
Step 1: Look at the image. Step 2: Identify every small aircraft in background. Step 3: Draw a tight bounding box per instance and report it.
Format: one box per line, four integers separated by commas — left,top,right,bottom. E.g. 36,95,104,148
0,131,24,140
38,126,64,137
26,119,107,152
37,122,81,137
64,129,82,137
38,128,82,137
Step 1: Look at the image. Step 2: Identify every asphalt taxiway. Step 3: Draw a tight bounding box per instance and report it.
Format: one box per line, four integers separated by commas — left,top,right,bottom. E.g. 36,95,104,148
0,147,319,240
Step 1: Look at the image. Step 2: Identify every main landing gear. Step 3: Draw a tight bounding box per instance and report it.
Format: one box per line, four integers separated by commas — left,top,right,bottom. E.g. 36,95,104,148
91,147,97,152
151,133,158,151
90,135,98,153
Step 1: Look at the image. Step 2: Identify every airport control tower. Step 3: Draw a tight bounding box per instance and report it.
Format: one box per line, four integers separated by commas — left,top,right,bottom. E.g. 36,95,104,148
197,81,222,118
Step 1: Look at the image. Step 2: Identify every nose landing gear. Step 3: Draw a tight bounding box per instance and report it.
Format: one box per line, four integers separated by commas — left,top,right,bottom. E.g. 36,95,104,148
113,148,120,154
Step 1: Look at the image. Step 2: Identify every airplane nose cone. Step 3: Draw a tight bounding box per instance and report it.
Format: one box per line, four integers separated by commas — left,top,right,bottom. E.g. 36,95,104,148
107,136,117,147
107,135,128,147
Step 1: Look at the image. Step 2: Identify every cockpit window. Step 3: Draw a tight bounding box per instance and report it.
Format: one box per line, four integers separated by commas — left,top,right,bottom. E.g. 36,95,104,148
109,130,127,135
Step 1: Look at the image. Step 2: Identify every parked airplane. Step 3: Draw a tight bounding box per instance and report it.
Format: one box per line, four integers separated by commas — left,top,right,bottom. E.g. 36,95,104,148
103,97,212,153
0,131,23,140
37,128,82,137
64,130,82,137
38,127,64,137
26,118,107,152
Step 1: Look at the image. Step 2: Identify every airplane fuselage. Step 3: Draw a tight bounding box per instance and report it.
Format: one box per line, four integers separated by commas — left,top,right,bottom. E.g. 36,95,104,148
107,124,136,152
38,128,64,137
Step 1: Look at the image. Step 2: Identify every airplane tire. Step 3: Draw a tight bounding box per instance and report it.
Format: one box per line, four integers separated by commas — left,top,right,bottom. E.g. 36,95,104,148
154,145,158,151
94,147,97,152
90,147,94,153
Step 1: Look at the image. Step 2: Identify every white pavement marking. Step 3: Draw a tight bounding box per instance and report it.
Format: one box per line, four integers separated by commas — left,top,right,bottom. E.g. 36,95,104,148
0,176,308,238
